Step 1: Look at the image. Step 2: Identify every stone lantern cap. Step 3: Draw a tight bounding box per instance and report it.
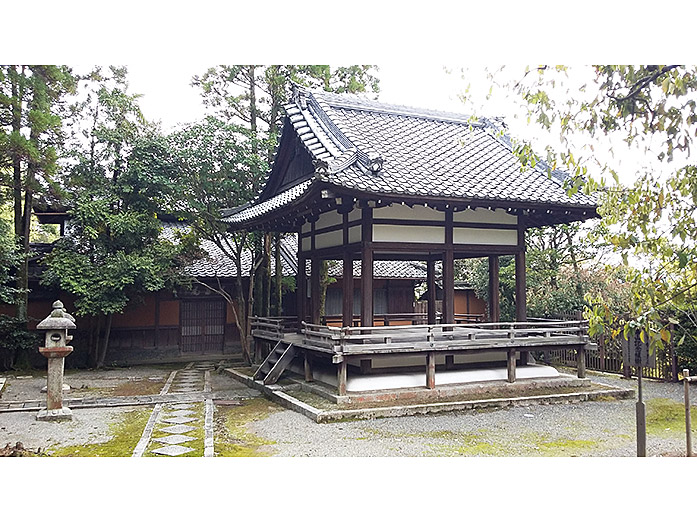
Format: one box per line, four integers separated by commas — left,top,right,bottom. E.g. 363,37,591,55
37,301,76,331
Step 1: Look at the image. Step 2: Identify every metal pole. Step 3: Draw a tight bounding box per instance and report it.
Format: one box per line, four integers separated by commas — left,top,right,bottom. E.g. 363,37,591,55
685,369,693,458
636,366,647,457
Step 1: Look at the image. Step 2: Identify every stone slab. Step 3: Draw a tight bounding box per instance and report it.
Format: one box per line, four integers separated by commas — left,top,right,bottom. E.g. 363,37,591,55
153,434,196,445
36,406,73,421
160,424,196,435
151,444,194,456
41,384,71,393
163,416,198,424
169,403,197,409
164,409,196,417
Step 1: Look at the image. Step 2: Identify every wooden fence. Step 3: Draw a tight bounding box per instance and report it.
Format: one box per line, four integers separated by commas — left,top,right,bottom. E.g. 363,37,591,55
542,313,679,382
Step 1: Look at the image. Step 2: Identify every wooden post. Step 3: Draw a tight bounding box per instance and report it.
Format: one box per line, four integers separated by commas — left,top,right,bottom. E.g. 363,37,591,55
304,352,313,382
427,257,437,325
577,345,587,379
670,324,678,382
442,210,455,326
342,253,353,327
488,256,500,323
599,333,606,372
445,354,455,370
297,230,307,326
337,359,347,396
426,352,436,389
442,250,455,326
507,348,516,383
361,206,374,328
684,369,693,457
342,209,354,328
310,258,321,325
515,225,528,365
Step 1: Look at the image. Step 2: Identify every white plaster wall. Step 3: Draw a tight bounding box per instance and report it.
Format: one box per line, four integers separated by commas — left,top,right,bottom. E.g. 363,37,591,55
374,203,443,221
301,236,311,252
315,210,343,230
302,222,311,234
373,224,445,244
315,229,343,249
453,227,517,246
453,208,517,225
348,225,361,244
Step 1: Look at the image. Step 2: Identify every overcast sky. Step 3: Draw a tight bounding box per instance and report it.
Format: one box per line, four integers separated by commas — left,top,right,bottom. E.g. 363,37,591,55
124,63,661,186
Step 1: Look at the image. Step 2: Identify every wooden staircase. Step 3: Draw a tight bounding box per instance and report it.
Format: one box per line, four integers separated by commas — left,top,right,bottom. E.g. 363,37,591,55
253,341,297,385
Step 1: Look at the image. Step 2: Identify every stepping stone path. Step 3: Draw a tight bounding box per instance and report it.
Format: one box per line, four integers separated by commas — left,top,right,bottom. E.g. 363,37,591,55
133,362,216,457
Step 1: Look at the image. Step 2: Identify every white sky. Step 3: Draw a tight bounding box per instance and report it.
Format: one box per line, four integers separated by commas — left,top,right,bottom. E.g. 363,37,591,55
125,63,667,187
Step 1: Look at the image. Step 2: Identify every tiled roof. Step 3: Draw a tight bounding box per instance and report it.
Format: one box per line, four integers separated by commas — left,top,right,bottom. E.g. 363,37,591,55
223,179,313,225
162,223,297,278
224,85,597,226
327,260,427,280
163,224,426,280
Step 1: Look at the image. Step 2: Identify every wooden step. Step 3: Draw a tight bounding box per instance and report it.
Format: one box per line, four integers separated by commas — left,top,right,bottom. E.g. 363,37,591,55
263,344,298,385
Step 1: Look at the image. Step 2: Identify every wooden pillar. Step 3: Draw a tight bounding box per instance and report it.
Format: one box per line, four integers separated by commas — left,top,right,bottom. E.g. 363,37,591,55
515,225,528,365
361,206,374,327
507,348,517,383
577,345,587,379
427,257,437,325
304,352,313,382
442,250,454,325
445,354,455,370
310,258,321,324
297,231,307,325
342,211,354,327
426,352,436,389
442,210,454,325
488,255,500,323
337,359,347,396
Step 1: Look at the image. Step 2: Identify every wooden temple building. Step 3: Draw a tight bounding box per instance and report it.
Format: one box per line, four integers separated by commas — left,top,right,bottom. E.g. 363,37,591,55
223,85,599,395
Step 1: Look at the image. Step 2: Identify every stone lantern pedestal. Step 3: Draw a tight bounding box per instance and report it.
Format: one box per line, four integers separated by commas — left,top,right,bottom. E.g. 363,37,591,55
36,301,76,422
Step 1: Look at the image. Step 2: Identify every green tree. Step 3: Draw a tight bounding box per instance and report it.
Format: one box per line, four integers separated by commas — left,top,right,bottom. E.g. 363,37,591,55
0,65,75,322
165,116,267,363
42,67,187,368
478,65,697,361
192,65,380,319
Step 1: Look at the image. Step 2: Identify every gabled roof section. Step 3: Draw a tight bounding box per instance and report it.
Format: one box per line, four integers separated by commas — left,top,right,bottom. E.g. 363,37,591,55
224,84,597,227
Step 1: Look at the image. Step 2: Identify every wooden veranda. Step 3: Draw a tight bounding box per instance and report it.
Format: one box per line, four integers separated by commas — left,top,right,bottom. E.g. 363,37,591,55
251,316,594,396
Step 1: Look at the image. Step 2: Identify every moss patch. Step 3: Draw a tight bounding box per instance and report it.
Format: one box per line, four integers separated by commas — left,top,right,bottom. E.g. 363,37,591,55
49,408,151,457
214,398,282,457
110,379,164,397
646,397,697,436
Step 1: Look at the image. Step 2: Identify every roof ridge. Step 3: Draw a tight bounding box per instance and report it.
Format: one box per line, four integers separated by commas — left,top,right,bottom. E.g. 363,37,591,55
309,87,486,128
288,84,385,174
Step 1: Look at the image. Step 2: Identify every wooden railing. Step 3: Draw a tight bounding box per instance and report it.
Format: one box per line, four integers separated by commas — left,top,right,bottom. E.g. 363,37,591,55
322,312,486,326
300,320,589,355
250,316,300,340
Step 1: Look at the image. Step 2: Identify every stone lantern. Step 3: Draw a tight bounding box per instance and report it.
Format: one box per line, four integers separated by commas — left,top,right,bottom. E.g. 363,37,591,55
36,300,76,421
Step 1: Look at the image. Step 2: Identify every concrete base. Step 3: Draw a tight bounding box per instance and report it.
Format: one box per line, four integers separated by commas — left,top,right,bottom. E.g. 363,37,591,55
290,361,561,392
36,407,73,421
41,384,70,393
224,368,635,423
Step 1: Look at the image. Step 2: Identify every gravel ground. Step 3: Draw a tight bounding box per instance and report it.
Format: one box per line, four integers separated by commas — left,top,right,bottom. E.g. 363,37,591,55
0,366,175,402
0,364,258,454
250,371,697,457
0,406,145,452
2,365,695,457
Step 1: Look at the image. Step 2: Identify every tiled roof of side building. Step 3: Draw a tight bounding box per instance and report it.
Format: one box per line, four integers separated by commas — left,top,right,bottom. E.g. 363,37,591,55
163,224,427,280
